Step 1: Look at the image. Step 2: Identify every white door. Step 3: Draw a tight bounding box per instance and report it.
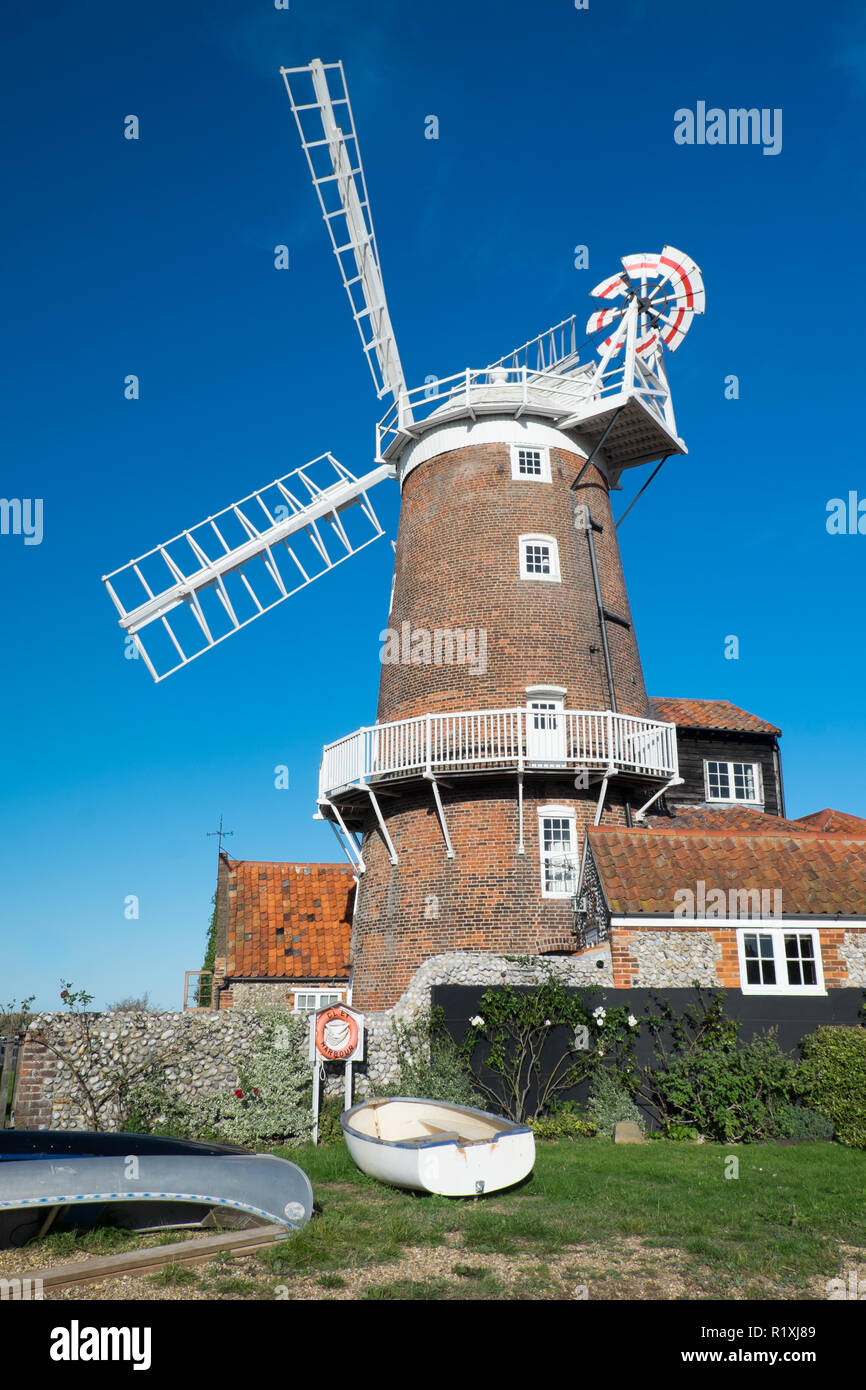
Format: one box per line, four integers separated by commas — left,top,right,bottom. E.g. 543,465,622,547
526,699,566,764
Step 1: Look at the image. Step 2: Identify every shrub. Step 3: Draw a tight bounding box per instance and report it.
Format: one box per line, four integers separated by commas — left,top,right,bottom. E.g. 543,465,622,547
117,1065,195,1137
530,1104,598,1141
316,1095,346,1145
771,1103,834,1142
384,1008,484,1108
647,1033,799,1143
185,1009,312,1146
799,1026,866,1148
588,1069,645,1138
665,1123,700,1141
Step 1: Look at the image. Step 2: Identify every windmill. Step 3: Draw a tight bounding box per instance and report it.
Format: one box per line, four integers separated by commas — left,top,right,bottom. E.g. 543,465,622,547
102,60,705,1011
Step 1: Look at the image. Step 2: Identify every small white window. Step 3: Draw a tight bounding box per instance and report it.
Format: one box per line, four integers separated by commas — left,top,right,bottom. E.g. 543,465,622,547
510,444,551,482
736,929,825,995
519,534,561,581
293,989,344,1014
705,760,763,804
538,805,578,898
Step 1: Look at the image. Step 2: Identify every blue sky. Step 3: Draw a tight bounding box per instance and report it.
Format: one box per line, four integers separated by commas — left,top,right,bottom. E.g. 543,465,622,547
2,0,865,1009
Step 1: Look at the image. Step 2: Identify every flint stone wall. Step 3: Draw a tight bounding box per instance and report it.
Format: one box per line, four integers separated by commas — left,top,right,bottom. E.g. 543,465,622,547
13,950,610,1130
842,932,866,986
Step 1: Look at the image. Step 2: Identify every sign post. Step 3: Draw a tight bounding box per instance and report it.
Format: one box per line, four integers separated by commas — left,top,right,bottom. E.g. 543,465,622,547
309,1003,365,1144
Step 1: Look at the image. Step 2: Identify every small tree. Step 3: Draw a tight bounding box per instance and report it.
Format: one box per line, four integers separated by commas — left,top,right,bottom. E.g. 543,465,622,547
107,993,157,1013
198,893,218,1007
31,982,199,1131
1,996,35,1036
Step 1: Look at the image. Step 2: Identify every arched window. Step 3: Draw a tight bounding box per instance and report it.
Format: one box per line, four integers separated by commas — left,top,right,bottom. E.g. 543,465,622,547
519,534,561,581
538,804,578,897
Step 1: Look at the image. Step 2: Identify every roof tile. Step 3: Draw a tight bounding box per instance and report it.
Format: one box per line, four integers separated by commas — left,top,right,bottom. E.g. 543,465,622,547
648,697,781,736
223,860,353,981
588,827,866,917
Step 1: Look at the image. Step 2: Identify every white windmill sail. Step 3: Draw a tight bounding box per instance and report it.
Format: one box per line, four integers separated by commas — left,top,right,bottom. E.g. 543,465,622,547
102,59,411,683
103,455,390,682
281,60,411,420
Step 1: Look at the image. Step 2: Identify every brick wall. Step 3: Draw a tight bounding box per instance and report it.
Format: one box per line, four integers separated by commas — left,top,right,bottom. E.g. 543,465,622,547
11,1036,55,1130
378,440,649,721
351,775,632,1010
609,924,866,989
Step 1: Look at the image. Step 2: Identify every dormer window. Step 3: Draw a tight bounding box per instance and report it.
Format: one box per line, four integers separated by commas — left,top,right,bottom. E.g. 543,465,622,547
705,760,763,805
519,534,561,581
511,445,551,482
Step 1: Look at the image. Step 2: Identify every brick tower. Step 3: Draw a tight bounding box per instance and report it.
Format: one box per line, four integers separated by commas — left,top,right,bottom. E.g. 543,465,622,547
317,293,699,1009
101,64,703,1012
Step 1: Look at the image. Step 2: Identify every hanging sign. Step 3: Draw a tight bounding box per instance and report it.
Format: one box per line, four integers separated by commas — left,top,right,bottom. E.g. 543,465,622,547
310,1003,364,1064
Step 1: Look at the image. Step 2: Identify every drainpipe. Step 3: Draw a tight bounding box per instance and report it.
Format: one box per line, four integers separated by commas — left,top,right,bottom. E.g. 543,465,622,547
585,521,617,714
774,743,787,819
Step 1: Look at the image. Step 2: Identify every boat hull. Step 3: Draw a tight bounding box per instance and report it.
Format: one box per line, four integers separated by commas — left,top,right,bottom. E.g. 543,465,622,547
341,1098,535,1197
0,1132,313,1247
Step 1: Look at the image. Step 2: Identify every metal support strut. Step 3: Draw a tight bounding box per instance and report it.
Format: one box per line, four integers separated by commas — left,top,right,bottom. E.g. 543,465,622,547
633,775,684,823
318,799,366,873
424,773,454,858
362,782,398,865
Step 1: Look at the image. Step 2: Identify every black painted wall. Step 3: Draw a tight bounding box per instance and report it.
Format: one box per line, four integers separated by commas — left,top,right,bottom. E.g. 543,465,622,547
433,984,864,1122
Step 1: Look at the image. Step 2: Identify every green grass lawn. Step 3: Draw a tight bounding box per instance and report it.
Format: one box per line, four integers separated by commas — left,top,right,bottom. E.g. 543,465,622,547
259,1138,866,1300
4,1138,863,1300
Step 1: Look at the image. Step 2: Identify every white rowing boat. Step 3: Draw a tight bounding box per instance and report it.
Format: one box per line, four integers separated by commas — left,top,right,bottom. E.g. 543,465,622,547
341,1097,535,1196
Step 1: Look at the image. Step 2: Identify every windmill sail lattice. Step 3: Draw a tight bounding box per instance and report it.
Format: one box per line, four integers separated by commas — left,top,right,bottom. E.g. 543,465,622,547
280,61,410,415
103,456,390,681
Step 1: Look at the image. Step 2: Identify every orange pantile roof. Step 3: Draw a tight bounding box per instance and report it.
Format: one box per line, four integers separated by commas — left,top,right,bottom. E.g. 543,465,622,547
647,804,810,834
587,827,866,918
648,697,781,737
224,860,353,981
795,808,866,834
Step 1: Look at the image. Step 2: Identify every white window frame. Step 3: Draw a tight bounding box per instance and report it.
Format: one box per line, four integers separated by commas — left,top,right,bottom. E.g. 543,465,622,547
538,804,578,898
736,927,826,996
704,759,764,805
519,533,561,582
292,988,345,1014
510,444,551,483
526,689,567,763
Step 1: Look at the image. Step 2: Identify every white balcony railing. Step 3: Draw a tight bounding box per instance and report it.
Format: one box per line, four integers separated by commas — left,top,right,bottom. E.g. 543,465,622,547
319,707,677,800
